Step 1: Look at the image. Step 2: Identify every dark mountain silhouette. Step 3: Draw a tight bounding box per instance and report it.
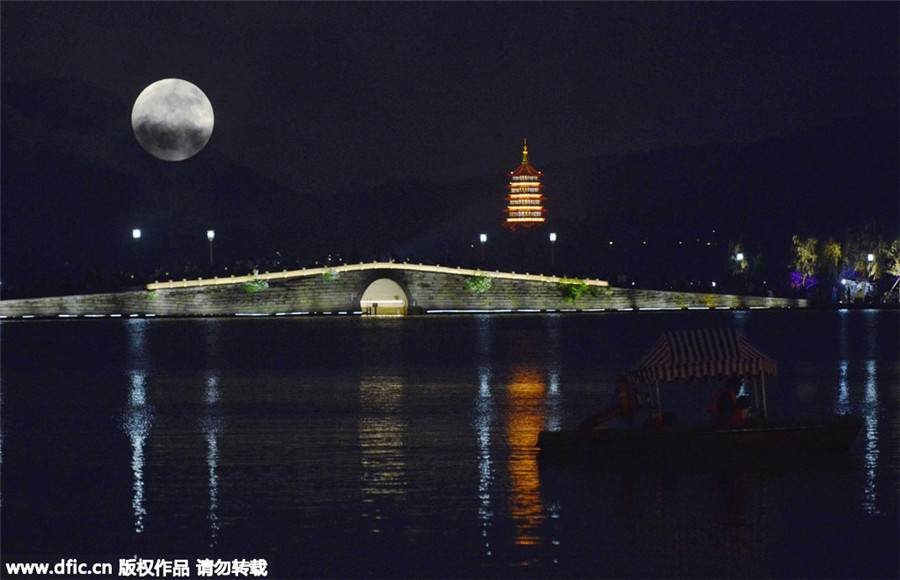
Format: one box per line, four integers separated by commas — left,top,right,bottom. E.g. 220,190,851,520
2,78,897,298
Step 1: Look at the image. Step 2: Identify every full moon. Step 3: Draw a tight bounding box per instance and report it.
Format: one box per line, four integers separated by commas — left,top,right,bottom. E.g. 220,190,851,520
131,78,214,161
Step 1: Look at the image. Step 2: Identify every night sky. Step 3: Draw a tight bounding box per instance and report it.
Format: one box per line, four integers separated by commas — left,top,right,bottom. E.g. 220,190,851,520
2,2,898,297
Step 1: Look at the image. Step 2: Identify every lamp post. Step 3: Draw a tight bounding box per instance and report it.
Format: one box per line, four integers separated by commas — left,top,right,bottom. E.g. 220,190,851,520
479,233,487,262
549,232,557,268
207,230,215,267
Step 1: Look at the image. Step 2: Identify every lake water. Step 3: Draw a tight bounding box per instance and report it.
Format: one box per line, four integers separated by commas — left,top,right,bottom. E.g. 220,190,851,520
1,310,897,578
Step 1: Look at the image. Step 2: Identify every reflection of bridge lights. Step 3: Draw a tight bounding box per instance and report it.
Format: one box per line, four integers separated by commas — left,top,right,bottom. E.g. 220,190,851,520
203,319,223,547
475,366,494,556
836,360,850,415
124,370,152,534
207,432,219,543
546,372,561,432
125,320,152,534
128,372,147,406
359,377,406,511
860,313,880,515
127,318,148,363
479,369,491,398
863,363,879,515
204,422,221,548
125,411,150,533
205,375,219,405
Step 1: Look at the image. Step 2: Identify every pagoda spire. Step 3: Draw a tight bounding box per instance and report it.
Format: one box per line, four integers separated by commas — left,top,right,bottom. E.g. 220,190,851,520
521,138,529,165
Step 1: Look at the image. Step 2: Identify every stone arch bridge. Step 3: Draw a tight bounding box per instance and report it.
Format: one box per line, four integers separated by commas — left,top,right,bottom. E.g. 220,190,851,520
0,262,805,319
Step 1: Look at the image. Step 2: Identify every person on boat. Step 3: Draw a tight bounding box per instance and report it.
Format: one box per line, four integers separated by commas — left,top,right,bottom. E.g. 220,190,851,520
734,387,751,423
708,377,739,423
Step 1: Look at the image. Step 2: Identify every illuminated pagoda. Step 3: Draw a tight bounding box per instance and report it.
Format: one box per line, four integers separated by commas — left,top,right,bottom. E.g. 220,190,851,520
504,139,546,229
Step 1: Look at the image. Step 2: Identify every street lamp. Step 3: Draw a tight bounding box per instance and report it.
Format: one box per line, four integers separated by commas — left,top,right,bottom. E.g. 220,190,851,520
735,252,744,262
479,233,487,262
132,229,142,240
549,232,557,268
207,230,215,267
867,253,875,263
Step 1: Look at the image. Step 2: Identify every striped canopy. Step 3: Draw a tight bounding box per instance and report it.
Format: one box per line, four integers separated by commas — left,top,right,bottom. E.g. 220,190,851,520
624,328,778,384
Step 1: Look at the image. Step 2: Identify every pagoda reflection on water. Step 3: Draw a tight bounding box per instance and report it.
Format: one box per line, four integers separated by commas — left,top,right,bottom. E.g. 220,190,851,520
504,139,546,229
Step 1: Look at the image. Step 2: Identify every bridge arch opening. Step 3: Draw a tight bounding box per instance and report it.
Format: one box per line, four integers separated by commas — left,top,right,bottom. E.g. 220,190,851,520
360,278,408,315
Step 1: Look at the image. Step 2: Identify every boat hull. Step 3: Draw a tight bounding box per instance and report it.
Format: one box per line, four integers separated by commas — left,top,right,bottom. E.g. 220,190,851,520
537,415,864,466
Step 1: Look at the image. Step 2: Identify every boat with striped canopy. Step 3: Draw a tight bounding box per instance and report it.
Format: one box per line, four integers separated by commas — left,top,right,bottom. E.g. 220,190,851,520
538,328,862,464
625,328,777,418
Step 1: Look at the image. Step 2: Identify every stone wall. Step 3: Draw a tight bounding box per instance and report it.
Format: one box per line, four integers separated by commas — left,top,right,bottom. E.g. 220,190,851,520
0,265,806,318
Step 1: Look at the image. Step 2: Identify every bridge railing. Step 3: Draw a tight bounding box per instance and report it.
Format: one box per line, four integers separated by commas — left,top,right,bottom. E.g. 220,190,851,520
145,261,609,291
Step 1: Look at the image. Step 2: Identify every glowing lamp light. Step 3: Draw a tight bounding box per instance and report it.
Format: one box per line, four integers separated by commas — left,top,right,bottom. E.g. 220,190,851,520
480,233,487,243
735,252,744,261
867,253,875,262
549,232,557,267
132,229,142,240
207,230,216,266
